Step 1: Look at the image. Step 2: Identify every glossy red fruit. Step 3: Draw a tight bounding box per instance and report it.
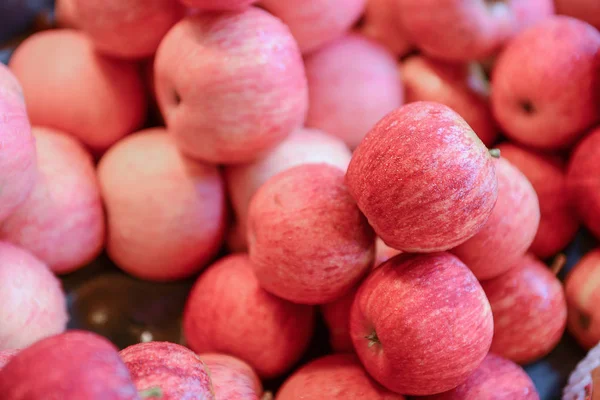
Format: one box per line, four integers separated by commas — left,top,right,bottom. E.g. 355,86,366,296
201,353,263,400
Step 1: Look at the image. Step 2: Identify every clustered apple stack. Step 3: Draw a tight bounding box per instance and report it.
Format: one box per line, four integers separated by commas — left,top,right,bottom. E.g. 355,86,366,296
0,0,599,399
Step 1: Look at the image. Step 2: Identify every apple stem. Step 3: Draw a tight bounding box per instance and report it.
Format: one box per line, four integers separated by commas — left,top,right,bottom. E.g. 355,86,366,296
550,253,567,276
261,391,274,400
489,149,501,158
139,387,163,399
365,330,380,348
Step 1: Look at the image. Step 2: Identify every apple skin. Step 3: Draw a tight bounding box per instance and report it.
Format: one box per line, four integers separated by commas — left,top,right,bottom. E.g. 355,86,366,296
180,0,257,9
0,331,140,400
491,16,600,150
567,127,600,240
359,0,413,57
420,353,539,400
395,0,554,61
481,253,567,364
183,254,315,378
498,143,579,258
155,7,308,164
0,350,18,370
565,249,600,350
225,127,351,251
259,0,366,54
276,354,405,400
0,127,105,274
120,342,215,400
350,252,494,396
555,0,600,31
9,30,147,152
0,242,68,350
54,0,78,28
321,286,358,353
451,158,540,280
401,56,498,147
248,164,375,304
345,101,498,253
0,63,25,105
304,34,404,149
375,238,402,268
200,353,263,400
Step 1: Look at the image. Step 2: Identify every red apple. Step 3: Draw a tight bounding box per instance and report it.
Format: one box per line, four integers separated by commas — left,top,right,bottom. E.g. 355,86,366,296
395,0,554,61
9,30,147,152
564,342,600,400
98,129,226,281
498,143,579,258
0,331,140,399
155,7,307,164
304,33,404,149
481,253,567,364
401,56,498,147
201,353,263,400
276,354,405,399
555,0,600,31
120,342,215,399
420,353,539,400
565,249,600,350
260,0,366,54
491,16,600,149
359,0,413,57
567,127,600,240
351,252,493,395
248,164,375,304
183,254,315,378
346,101,498,253
452,157,540,280
0,350,18,370
180,0,257,10
321,286,357,353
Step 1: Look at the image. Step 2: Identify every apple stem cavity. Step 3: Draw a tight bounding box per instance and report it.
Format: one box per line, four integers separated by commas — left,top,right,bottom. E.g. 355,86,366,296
550,253,567,275
365,330,381,348
489,148,501,158
139,387,163,399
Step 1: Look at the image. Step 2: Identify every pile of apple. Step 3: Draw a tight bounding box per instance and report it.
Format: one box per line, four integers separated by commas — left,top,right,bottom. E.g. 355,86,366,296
0,0,600,398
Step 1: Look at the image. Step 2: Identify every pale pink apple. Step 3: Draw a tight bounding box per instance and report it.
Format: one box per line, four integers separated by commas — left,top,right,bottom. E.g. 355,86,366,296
346,101,498,253
155,7,307,164
180,0,257,10
555,0,600,31
201,353,263,400
358,0,413,56
321,286,358,353
351,252,493,395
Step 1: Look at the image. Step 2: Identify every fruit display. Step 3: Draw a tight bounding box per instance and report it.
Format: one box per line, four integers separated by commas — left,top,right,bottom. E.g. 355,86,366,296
1,1,600,399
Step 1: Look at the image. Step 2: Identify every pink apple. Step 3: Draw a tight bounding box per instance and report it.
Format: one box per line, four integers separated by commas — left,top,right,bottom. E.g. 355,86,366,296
0,242,68,350
555,0,600,31
0,350,18,370
183,254,315,378
276,354,405,399
491,16,600,149
248,164,375,304
351,252,493,395
0,331,139,399
98,129,226,281
304,33,404,149
0,63,24,105
567,127,600,240
9,30,147,152
498,143,579,258
346,101,498,253
359,0,413,57
260,0,366,54
401,56,498,147
565,249,600,350
321,286,358,353
395,0,554,61
120,342,215,399
481,253,567,364
201,353,263,400
420,353,539,400
451,157,540,280
180,0,257,10
155,7,307,164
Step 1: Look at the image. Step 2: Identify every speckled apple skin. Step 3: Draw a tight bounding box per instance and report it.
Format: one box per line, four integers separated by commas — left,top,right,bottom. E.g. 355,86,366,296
0,350,18,370
304,34,404,149
555,0,600,30
9,30,147,152
0,242,68,350
0,331,139,400
567,127,600,240
201,353,262,400
225,127,351,251
350,253,494,396
402,56,498,147
346,101,498,253
451,158,540,280
395,0,553,61
499,143,579,258
359,0,413,57
491,17,600,150
183,254,315,378
98,129,226,281
421,353,539,400
321,286,358,353
0,127,105,274
276,354,405,400
180,0,257,10
155,7,307,164
565,250,600,350
481,253,567,364
260,0,366,54
120,342,215,400
248,164,375,304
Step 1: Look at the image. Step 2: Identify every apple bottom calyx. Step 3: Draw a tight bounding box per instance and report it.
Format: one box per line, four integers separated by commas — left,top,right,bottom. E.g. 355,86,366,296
489,148,501,158
139,387,163,399
365,330,381,348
